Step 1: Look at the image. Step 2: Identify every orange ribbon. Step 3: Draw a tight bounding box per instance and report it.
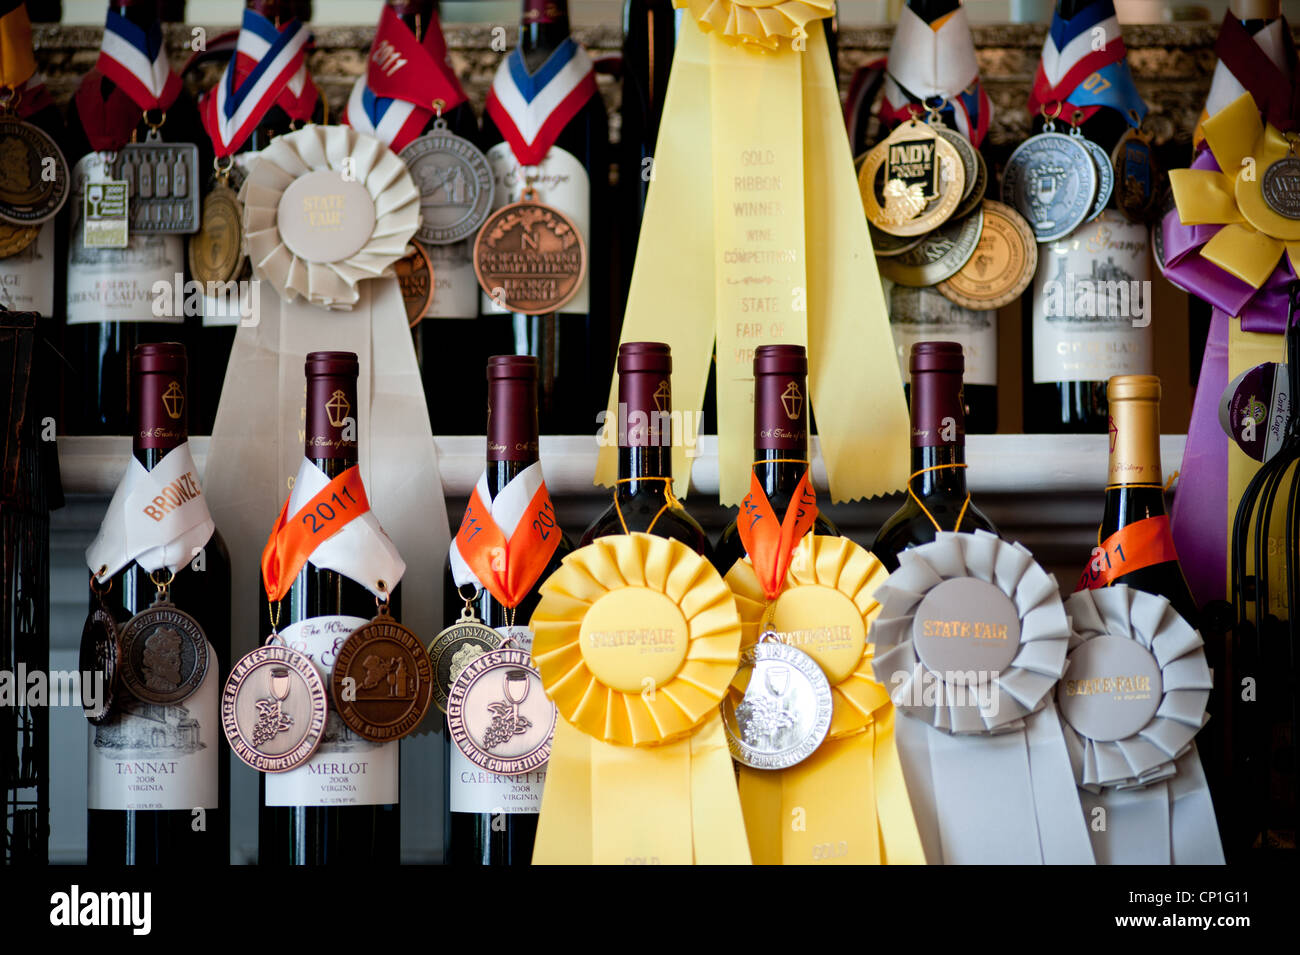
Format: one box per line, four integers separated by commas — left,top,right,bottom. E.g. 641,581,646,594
261,466,370,602
0,4,36,92
454,480,561,609
1076,515,1180,592
736,469,818,602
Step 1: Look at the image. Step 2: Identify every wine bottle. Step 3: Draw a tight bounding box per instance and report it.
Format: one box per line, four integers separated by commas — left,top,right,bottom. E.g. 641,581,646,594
872,341,998,571
713,344,838,576
581,342,711,555
64,0,204,436
190,0,325,435
258,352,400,865
888,285,998,433
442,355,571,864
1022,0,1153,433
86,342,231,865
1079,374,1199,627
480,0,612,435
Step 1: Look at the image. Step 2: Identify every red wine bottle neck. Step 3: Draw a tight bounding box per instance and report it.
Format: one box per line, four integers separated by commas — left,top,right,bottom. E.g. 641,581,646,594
247,0,293,24
389,0,437,37
521,0,572,57
910,444,968,497
111,0,162,28
752,361,810,498
132,346,188,467
304,373,358,466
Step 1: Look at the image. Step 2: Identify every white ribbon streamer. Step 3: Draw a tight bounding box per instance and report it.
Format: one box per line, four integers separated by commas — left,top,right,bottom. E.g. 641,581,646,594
448,462,545,591
85,442,215,581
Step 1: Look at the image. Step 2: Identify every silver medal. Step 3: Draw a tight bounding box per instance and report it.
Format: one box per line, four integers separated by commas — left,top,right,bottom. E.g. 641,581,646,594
109,132,200,235
399,121,496,245
721,635,832,771
1000,127,1098,242
1072,128,1114,224
1262,156,1300,220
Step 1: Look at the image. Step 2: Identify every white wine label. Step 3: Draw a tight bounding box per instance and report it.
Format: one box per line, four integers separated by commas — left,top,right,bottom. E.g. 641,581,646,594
67,153,184,325
88,640,219,811
0,221,55,315
888,285,997,386
423,240,479,319
264,615,400,807
448,623,544,814
1031,212,1153,384
481,143,590,315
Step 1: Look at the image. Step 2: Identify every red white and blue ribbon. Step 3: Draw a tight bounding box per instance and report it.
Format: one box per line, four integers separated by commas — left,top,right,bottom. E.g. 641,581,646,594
95,5,181,114
199,8,316,158
1028,0,1146,128
877,4,991,147
343,4,468,153
484,37,596,166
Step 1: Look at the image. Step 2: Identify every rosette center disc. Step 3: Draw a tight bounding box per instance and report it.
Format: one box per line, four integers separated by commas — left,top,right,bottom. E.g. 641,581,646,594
911,577,1020,684
578,587,689,693
771,585,866,686
1058,634,1163,743
277,169,376,264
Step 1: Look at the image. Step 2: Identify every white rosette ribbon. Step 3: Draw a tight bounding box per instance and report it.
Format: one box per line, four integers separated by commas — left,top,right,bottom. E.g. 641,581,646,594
869,530,1095,864
241,124,420,309
1059,586,1225,864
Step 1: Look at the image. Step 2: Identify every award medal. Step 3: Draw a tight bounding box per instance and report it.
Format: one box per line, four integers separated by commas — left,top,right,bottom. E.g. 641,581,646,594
116,570,209,706
869,222,923,258
222,636,329,773
188,169,245,285
109,129,199,235
427,594,502,714
331,603,434,743
445,644,554,777
1262,141,1300,220
80,581,120,725
0,222,38,258
1111,125,1160,223
0,113,69,226
936,200,1037,310
473,186,587,314
1001,123,1097,242
1071,125,1114,223
399,121,495,245
394,241,434,326
878,203,984,288
860,118,965,237
935,125,985,221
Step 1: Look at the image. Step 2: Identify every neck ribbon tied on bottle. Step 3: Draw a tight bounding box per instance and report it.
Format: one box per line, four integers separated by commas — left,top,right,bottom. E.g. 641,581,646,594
736,468,817,602
96,6,182,116
484,35,597,166
1027,0,1146,127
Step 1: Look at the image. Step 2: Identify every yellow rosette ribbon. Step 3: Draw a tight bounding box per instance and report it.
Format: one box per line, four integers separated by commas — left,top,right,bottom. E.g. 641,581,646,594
530,532,750,864
724,535,925,864
596,0,909,507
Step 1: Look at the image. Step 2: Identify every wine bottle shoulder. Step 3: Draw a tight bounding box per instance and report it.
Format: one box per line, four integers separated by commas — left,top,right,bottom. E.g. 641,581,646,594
580,500,712,557
872,497,998,571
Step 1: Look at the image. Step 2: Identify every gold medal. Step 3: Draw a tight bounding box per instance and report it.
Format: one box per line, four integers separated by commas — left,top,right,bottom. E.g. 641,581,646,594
859,119,965,237
936,200,1037,310
0,114,69,226
0,221,38,258
473,187,587,314
427,595,502,714
188,180,244,285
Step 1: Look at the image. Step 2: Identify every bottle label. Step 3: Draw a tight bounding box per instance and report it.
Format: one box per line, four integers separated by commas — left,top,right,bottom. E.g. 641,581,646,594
0,221,55,316
423,239,480,319
448,623,544,814
888,285,997,386
87,640,219,811
264,616,400,807
66,153,185,326
481,143,590,314
1031,212,1152,384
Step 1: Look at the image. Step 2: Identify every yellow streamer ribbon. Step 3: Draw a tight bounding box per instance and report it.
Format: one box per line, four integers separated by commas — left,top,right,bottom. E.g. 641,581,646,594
596,3,908,506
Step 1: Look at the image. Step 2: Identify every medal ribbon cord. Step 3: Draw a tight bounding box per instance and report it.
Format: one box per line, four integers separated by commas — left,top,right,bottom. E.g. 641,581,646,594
484,37,597,166
736,468,817,602
1027,0,1147,127
95,6,182,115
199,9,317,158
344,5,467,153
449,466,560,609
596,12,908,506
260,465,370,602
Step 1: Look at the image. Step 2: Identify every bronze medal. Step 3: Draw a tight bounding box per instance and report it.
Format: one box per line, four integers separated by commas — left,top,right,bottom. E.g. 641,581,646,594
222,640,329,773
117,591,209,706
878,204,984,288
0,221,39,258
937,200,1037,310
445,647,554,777
0,115,70,225
330,610,434,743
427,603,502,714
188,182,244,285
859,119,965,237
1110,126,1160,223
473,191,586,314
394,242,435,327
79,590,120,725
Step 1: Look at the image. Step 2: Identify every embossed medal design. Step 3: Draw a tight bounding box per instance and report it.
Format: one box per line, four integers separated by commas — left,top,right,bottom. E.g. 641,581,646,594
936,126,985,222
1073,130,1115,224
1001,129,1097,242
722,637,832,771
1110,127,1160,223
445,647,554,777
860,119,965,237
109,138,200,234
0,115,69,225
80,591,120,725
937,200,1037,310
427,603,502,713
394,242,434,327
473,191,586,314
331,610,434,743
878,204,984,288
0,222,38,258
117,594,209,706
188,182,244,284
222,642,329,773
399,124,495,245
1262,156,1300,220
